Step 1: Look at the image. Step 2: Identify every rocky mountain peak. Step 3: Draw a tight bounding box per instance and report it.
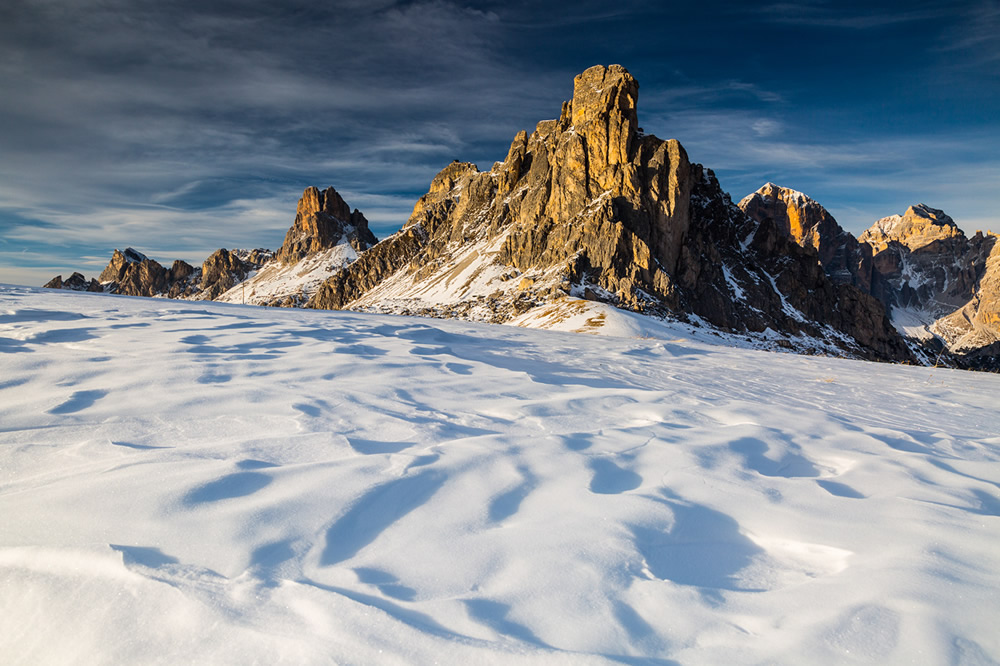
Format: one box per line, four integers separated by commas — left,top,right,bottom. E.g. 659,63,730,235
97,248,149,283
43,272,102,292
860,203,963,253
738,183,875,293
297,185,352,221
97,247,170,297
276,186,377,265
739,183,833,249
567,64,639,174
121,247,148,263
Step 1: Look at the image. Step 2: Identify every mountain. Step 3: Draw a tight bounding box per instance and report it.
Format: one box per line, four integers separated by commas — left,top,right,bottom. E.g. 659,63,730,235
738,183,876,294
43,185,375,306
860,205,1000,356
214,186,377,306
79,245,272,300
739,185,1000,368
306,65,910,362
43,271,102,292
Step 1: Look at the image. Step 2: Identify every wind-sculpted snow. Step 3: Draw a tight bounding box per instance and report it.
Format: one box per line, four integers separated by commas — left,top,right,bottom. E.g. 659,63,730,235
1,285,999,664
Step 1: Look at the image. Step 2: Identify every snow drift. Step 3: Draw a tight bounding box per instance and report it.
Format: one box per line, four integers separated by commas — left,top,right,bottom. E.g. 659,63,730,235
1,285,998,664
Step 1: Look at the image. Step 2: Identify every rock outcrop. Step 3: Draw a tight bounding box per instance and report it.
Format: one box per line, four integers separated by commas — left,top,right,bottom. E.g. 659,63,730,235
199,249,252,300
276,186,377,265
97,248,172,297
739,183,876,293
43,272,102,292
211,187,376,307
45,246,273,301
309,65,912,362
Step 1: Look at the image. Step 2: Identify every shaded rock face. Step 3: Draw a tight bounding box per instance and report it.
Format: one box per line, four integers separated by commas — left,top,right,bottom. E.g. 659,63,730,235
276,186,377,265
739,184,875,294
98,248,171,297
311,64,912,362
43,272,102,292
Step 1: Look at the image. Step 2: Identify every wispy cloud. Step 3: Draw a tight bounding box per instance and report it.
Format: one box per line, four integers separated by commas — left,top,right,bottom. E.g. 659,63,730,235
0,0,576,283
756,1,949,29
937,0,1000,64
640,99,1000,235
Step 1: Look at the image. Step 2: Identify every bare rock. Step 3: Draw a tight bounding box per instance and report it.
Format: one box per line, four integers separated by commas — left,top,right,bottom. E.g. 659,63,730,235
276,186,377,265
860,204,963,253
98,248,170,297
43,272,102,292
859,205,986,316
739,183,875,293
197,248,274,300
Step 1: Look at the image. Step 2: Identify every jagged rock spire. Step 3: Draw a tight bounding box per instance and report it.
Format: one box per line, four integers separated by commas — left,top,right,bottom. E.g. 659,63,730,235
276,186,377,265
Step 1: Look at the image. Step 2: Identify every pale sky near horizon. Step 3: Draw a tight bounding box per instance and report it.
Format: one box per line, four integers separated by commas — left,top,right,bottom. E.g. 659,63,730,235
2,0,997,285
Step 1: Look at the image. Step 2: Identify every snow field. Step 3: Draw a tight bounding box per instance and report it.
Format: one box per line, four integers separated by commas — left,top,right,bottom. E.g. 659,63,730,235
1,285,999,664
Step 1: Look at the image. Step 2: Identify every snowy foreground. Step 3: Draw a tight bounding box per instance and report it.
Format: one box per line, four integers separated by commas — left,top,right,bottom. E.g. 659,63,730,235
2,286,999,665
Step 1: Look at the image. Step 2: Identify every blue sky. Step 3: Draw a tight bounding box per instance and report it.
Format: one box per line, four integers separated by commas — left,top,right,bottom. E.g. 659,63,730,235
1,0,997,286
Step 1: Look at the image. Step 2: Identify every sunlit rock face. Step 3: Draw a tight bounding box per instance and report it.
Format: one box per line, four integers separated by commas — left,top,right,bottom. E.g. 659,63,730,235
859,206,1000,355
276,186,377,265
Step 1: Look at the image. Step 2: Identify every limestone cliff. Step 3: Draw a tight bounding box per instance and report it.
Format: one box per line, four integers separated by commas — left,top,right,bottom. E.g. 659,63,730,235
309,65,911,362
275,186,377,265
739,183,876,294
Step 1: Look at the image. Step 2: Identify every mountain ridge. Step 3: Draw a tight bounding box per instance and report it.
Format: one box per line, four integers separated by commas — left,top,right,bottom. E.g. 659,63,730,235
739,183,999,369
42,65,997,369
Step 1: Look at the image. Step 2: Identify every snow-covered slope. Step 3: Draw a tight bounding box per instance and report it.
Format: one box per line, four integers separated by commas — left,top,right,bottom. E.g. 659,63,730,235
214,244,359,306
2,285,999,664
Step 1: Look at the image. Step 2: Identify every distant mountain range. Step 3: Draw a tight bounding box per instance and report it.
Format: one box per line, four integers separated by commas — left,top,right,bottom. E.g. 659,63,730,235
45,65,999,371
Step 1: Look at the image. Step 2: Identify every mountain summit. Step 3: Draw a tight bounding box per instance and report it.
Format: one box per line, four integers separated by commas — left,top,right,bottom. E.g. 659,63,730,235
738,183,875,294
276,186,376,265
213,185,378,306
